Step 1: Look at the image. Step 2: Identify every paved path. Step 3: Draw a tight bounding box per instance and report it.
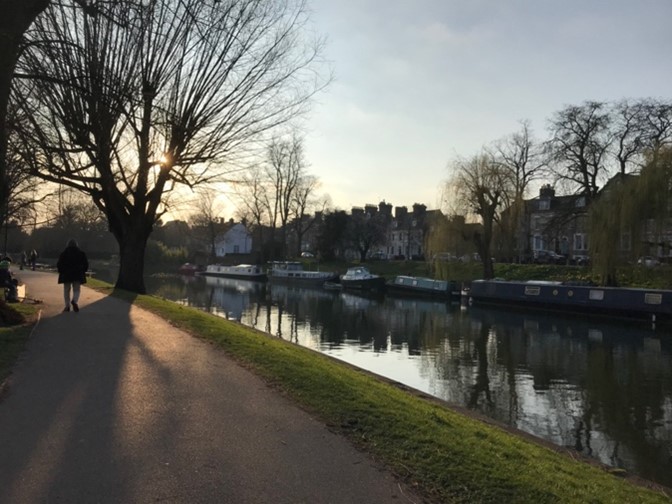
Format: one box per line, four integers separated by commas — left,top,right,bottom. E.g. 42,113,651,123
0,270,422,503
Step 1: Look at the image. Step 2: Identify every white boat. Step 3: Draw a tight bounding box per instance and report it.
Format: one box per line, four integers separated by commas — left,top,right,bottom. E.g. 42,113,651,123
267,261,338,285
200,264,267,280
339,266,386,292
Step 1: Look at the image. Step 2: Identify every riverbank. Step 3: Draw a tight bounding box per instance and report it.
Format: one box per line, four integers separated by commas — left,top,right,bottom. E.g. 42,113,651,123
298,258,672,290
88,278,670,503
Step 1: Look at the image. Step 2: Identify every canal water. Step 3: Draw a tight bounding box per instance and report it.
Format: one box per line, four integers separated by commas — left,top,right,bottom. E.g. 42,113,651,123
126,272,671,487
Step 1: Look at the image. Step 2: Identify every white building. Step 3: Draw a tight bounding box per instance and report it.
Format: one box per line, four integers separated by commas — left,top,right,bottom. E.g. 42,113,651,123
214,223,252,257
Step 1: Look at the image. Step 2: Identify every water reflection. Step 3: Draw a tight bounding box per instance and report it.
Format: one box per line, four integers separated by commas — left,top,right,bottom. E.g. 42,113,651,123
143,274,672,487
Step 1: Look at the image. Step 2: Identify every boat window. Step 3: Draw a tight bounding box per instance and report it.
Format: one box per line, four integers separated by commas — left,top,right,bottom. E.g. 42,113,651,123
524,286,540,296
645,293,662,305
589,290,604,301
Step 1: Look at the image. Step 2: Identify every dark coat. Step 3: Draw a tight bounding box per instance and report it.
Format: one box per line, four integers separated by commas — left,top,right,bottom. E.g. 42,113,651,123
57,246,89,284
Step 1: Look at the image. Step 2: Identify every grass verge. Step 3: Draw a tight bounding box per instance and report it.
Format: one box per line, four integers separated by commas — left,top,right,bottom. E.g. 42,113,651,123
89,278,669,503
0,303,40,384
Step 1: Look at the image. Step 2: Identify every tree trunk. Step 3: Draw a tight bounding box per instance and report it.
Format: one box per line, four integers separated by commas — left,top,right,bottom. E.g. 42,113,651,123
0,0,49,228
115,230,149,294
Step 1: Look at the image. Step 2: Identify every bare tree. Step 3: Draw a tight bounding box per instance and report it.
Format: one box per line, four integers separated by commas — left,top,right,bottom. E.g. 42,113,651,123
13,0,329,292
290,174,321,256
610,99,647,175
447,153,512,279
263,133,306,258
347,210,387,262
640,98,672,161
547,101,612,198
0,0,49,234
235,166,269,261
490,120,545,261
189,189,227,262
492,120,545,201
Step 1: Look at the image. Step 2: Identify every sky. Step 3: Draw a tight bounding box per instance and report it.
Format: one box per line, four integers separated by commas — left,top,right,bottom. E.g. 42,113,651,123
293,0,672,213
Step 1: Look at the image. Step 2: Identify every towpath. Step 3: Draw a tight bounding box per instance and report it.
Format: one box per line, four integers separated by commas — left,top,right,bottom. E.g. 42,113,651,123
0,269,421,503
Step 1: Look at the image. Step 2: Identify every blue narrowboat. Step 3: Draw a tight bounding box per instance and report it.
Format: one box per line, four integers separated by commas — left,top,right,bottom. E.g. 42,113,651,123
467,279,672,322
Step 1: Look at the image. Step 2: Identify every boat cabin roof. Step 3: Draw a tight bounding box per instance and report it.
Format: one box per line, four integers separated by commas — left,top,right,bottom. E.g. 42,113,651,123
269,261,303,271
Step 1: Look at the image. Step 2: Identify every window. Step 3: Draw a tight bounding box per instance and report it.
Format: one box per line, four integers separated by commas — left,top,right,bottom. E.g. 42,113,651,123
533,235,544,251
233,245,240,253
538,199,550,210
575,196,586,207
574,233,588,251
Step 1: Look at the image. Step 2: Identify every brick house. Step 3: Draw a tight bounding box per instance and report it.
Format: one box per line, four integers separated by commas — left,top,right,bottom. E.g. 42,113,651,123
520,184,590,262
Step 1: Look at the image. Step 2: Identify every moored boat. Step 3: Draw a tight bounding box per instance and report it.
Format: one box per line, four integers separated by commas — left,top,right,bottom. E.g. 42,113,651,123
468,279,672,322
339,266,386,292
178,262,201,275
386,275,459,299
267,261,338,285
200,264,267,280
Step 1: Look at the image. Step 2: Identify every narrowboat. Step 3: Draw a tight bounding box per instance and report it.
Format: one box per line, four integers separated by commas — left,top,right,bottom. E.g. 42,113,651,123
267,261,338,285
468,279,672,322
386,275,459,299
200,264,267,281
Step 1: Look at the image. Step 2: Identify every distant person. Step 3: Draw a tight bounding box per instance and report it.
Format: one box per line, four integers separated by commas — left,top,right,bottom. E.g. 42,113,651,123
57,239,89,313
20,251,27,270
29,249,37,270
0,260,19,302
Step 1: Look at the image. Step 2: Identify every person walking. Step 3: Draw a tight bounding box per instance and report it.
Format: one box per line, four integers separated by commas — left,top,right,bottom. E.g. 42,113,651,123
57,239,89,312
29,249,37,270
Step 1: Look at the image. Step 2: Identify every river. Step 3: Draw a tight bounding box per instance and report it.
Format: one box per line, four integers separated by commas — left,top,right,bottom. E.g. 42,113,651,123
111,271,672,488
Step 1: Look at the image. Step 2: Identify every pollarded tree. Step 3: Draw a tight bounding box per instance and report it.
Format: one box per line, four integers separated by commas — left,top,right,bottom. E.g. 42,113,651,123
13,0,329,292
0,0,49,234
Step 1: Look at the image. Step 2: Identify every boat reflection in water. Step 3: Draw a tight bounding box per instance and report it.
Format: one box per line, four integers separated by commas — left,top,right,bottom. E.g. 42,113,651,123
144,274,672,488
202,275,267,322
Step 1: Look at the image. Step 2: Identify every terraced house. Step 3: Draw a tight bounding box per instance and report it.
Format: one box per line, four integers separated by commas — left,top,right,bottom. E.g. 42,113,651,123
519,176,672,264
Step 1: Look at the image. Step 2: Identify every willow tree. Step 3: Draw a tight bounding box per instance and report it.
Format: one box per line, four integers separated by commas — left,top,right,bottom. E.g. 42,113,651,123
589,148,672,285
13,0,328,292
630,147,672,255
446,153,512,279
588,175,636,286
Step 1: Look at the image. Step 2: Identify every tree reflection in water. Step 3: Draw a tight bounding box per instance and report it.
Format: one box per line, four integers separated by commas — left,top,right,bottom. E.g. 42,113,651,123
146,274,672,488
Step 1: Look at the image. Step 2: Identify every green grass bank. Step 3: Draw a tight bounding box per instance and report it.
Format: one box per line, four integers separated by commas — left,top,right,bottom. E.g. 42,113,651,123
85,278,670,503
0,303,40,385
